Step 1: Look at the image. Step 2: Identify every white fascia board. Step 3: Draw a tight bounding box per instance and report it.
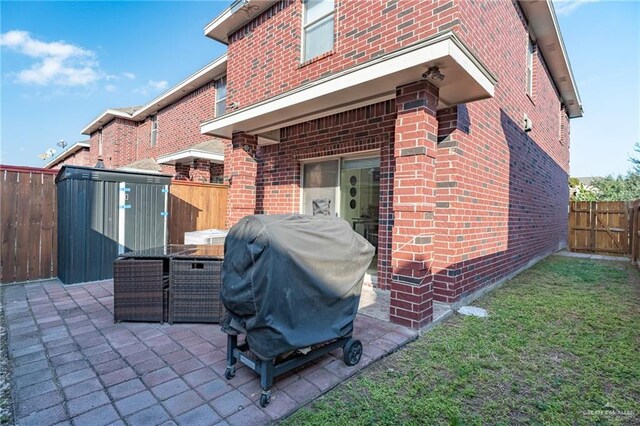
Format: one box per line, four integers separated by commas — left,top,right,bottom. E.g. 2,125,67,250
81,55,228,135
157,150,224,165
519,0,582,118
201,32,496,138
134,54,227,119
80,109,135,135
204,0,279,44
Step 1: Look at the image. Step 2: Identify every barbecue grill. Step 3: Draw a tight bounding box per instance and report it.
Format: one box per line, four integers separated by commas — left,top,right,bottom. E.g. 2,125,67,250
220,214,375,406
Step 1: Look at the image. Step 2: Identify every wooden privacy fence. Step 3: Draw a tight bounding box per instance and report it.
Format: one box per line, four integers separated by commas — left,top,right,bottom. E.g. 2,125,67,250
168,181,228,244
630,201,640,264
568,201,630,255
1,165,58,284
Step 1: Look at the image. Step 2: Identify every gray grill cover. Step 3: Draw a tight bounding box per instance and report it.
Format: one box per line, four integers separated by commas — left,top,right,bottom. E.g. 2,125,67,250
221,214,375,360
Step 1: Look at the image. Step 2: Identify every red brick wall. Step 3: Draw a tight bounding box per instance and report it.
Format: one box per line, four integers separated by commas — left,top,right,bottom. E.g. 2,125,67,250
88,118,135,169
246,101,396,289
136,82,218,162
48,147,92,169
223,0,572,318
429,0,571,303
226,0,460,111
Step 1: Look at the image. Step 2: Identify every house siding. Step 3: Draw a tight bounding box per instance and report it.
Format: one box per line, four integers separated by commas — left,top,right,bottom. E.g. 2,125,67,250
221,0,573,327
225,0,461,111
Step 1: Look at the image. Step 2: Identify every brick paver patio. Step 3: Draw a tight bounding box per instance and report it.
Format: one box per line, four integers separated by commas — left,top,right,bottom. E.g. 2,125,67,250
2,279,417,426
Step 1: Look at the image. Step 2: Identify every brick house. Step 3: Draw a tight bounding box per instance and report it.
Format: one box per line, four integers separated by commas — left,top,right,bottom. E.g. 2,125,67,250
80,57,228,182
198,0,582,328
44,141,91,169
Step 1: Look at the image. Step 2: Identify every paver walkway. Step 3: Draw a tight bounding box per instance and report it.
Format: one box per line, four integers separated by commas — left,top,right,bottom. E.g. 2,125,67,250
2,279,417,426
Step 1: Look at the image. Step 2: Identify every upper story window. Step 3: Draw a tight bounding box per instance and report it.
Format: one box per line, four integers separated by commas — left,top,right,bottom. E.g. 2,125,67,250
526,38,535,96
98,128,103,156
150,114,158,146
302,0,335,62
216,76,227,117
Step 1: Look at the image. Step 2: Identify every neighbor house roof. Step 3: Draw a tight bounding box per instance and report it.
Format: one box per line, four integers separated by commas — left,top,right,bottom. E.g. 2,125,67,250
519,0,583,118
117,158,163,174
81,55,227,135
157,139,226,165
44,141,90,169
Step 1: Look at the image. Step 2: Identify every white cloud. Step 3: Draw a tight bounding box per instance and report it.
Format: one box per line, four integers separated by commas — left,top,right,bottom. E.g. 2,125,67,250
134,80,168,96
553,0,599,16
122,72,136,80
105,84,117,92
0,30,100,86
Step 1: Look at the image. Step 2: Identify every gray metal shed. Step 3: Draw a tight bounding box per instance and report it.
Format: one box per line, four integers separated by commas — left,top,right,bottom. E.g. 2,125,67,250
56,166,172,284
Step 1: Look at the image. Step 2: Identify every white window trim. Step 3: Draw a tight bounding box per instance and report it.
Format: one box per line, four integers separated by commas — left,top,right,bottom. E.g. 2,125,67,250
301,0,335,63
98,129,103,156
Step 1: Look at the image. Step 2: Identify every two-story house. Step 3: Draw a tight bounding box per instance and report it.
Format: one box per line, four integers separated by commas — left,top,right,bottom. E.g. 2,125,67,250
78,57,229,182
198,0,582,328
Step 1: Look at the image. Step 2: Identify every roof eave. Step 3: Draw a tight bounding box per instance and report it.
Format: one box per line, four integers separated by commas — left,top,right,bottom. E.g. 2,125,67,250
80,55,228,136
204,0,279,44
519,0,583,118
43,142,91,168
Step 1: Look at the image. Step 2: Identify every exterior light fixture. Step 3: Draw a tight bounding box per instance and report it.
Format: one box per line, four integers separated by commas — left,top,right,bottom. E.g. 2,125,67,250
422,66,445,82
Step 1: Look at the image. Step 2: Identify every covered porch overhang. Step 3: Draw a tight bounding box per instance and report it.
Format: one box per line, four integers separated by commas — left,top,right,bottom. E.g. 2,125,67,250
157,140,225,166
200,31,496,144
157,150,224,166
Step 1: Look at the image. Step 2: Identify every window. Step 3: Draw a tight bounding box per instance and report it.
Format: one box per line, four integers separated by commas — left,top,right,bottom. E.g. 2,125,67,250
302,0,335,62
150,115,158,146
98,128,103,156
216,76,227,117
526,38,534,95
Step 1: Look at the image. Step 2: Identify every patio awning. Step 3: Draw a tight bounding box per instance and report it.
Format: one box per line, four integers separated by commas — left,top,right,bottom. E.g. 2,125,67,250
201,31,496,142
156,140,225,165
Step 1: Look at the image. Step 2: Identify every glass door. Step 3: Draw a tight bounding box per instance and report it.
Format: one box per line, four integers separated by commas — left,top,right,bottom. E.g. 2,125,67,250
340,157,380,246
302,159,339,216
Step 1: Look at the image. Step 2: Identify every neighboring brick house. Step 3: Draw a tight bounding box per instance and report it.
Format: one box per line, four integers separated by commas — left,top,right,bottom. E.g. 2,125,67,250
79,57,228,181
197,0,582,328
44,141,92,169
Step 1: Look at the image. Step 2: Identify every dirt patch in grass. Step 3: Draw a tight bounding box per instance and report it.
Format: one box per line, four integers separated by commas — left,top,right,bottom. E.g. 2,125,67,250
284,256,640,425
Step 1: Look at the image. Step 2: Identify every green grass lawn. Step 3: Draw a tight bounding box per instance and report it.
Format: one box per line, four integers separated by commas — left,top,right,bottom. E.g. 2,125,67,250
284,256,640,425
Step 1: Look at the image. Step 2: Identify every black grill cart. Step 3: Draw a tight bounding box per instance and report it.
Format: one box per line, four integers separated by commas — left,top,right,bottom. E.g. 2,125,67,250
220,214,375,406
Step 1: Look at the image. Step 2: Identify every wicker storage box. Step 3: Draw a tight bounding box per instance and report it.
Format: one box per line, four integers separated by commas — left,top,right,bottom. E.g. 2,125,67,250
169,259,224,323
113,259,165,322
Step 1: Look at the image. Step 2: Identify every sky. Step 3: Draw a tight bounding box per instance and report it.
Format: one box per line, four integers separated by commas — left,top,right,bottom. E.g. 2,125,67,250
1,0,639,177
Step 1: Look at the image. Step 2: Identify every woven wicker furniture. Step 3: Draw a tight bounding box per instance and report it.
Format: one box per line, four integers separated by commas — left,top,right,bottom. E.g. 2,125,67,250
113,244,224,324
113,259,165,322
169,259,224,324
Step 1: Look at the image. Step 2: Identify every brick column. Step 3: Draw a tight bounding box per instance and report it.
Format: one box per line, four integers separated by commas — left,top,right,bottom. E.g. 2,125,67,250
174,163,191,180
390,81,439,328
225,132,258,228
190,159,211,183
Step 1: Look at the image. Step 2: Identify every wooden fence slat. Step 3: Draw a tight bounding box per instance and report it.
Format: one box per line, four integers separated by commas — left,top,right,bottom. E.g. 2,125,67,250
14,173,32,282
1,172,18,283
28,173,43,280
